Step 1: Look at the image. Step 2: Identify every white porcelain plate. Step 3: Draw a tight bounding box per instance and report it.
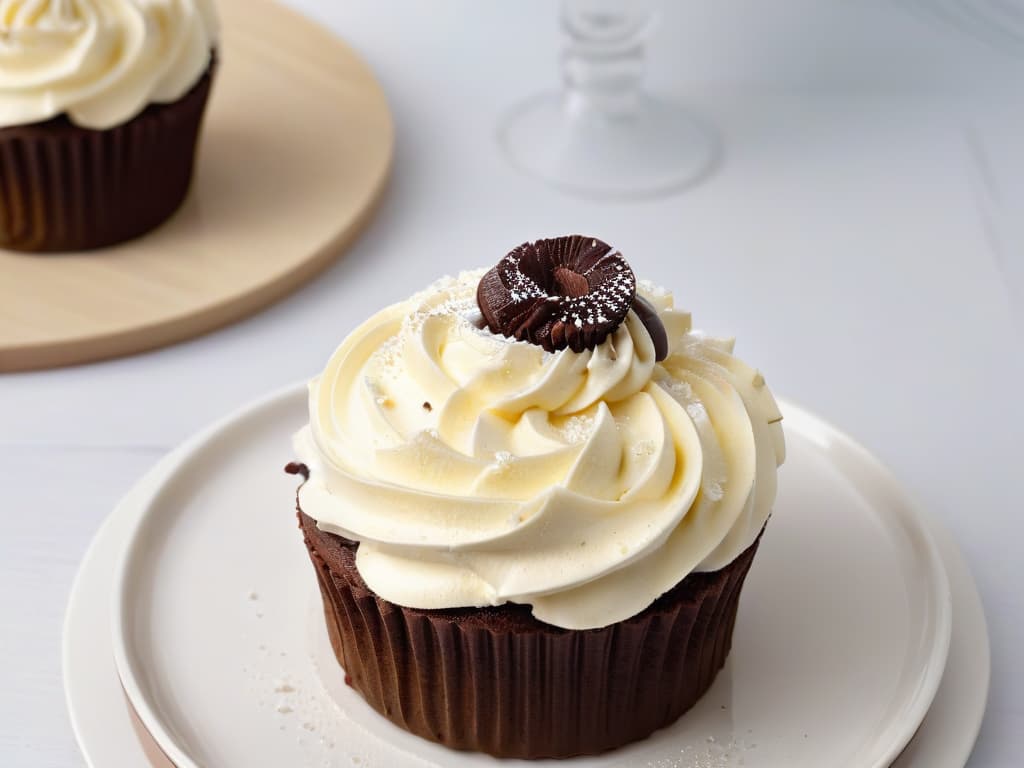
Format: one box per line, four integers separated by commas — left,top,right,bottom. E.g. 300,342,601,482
106,385,959,768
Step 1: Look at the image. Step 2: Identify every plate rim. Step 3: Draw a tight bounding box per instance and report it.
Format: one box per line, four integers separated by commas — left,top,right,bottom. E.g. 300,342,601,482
64,436,205,768
64,397,987,768
111,382,302,768
109,385,954,768
780,401,954,767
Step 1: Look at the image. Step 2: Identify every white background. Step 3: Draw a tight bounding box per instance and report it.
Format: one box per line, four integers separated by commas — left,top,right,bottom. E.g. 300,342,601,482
2,1,1022,765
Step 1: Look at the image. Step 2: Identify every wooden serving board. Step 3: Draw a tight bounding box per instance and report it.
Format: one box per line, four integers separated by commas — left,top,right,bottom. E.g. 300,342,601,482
0,0,393,372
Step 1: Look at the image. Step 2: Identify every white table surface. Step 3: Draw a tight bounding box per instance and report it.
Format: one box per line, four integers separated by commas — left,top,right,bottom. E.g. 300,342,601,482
2,1,1022,766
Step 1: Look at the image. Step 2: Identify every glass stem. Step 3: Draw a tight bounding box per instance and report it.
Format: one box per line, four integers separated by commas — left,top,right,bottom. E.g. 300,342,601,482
561,0,655,118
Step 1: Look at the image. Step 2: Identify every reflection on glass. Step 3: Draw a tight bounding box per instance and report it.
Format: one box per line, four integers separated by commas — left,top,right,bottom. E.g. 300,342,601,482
499,0,718,199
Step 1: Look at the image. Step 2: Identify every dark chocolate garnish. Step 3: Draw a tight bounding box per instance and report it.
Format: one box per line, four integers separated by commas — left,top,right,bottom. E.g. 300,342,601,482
284,462,310,480
633,295,669,362
477,236,636,353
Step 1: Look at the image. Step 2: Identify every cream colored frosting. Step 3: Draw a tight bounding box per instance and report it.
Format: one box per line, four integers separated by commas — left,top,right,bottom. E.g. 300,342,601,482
0,0,218,129
294,271,785,630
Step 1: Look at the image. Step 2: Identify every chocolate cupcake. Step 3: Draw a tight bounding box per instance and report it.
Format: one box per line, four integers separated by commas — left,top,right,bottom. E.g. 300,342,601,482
0,0,219,252
290,236,786,758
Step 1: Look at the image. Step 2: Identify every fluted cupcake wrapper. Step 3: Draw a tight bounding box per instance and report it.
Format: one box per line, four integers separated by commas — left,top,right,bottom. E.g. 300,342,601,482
0,58,215,253
300,510,761,759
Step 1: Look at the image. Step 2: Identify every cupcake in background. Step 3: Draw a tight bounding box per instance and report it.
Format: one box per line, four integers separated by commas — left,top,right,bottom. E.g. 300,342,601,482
290,236,786,759
0,0,219,252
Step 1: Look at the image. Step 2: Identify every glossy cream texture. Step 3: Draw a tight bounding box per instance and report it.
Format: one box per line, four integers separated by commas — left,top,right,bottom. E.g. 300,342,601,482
294,271,785,630
0,0,218,129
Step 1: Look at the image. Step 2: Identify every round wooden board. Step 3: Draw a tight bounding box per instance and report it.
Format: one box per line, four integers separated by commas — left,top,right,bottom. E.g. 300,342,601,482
0,0,393,372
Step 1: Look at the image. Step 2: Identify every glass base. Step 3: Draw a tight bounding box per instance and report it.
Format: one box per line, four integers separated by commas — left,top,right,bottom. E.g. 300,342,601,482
499,92,719,200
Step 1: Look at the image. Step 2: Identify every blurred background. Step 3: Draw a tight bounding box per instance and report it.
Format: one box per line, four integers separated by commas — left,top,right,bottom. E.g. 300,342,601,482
2,1,1022,765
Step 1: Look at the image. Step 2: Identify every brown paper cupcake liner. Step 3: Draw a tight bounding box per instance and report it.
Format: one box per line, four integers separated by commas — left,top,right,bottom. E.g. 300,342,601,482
299,509,761,759
0,57,216,253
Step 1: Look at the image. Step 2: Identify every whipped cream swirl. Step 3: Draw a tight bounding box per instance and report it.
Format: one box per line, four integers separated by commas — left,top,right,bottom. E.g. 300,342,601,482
294,271,785,630
0,0,218,129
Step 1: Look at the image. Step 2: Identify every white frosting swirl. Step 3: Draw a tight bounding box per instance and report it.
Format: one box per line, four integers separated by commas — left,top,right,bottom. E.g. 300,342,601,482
294,271,786,630
0,0,218,129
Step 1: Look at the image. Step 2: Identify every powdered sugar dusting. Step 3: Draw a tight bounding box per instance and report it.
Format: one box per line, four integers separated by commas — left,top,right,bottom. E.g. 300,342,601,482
659,378,694,401
632,439,657,457
493,238,637,335
552,249,635,326
493,450,514,466
637,734,759,767
686,401,709,422
703,480,724,501
370,272,508,378
638,278,670,299
560,414,595,443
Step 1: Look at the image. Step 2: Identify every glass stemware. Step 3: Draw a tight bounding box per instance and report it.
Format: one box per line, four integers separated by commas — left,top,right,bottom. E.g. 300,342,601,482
499,0,718,199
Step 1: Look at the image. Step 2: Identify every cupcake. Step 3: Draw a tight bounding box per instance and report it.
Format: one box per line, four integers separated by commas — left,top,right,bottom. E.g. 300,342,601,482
289,236,786,758
0,0,219,252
